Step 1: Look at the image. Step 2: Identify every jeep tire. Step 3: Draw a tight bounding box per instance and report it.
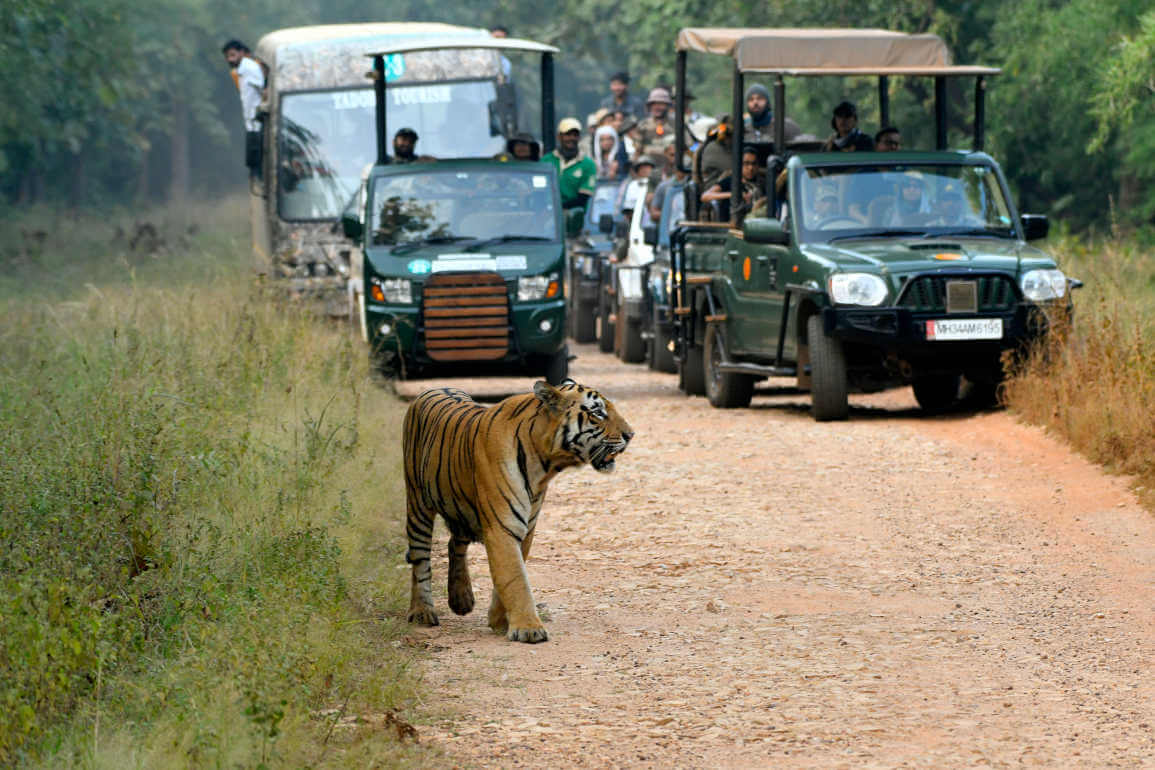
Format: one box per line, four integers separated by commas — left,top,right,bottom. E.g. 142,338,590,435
704,324,754,408
678,342,706,396
807,314,849,421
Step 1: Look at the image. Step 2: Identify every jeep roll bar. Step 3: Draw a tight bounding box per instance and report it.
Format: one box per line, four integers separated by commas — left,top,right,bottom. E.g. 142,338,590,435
365,37,561,165
672,28,1001,225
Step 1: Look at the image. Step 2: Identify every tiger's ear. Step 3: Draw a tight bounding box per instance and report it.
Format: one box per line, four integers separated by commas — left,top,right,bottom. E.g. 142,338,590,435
533,380,567,413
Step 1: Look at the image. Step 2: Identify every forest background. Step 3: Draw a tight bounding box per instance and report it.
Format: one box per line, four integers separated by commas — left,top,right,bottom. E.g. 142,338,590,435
3,0,1155,230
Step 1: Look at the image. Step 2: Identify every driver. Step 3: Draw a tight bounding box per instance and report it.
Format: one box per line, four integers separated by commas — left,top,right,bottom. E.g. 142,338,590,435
809,187,840,226
933,185,980,226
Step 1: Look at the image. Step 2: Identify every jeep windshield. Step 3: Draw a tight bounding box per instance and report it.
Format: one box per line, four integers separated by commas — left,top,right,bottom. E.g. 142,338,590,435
277,82,507,221
796,163,1015,245
370,168,558,247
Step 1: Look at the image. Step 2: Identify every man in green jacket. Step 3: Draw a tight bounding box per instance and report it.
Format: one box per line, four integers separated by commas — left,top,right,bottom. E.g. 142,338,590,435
543,118,597,210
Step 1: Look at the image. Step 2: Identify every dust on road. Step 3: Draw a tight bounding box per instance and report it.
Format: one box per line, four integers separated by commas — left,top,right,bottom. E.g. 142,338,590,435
393,344,1155,768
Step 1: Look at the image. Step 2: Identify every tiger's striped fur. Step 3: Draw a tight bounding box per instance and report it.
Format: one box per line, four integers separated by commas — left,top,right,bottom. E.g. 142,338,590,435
402,379,633,643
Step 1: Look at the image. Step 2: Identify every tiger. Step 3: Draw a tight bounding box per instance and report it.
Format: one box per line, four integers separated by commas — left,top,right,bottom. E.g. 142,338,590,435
402,378,633,643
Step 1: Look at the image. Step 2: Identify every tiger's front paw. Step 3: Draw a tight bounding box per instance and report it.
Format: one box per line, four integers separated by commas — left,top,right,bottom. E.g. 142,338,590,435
448,582,475,616
407,605,439,626
507,623,549,644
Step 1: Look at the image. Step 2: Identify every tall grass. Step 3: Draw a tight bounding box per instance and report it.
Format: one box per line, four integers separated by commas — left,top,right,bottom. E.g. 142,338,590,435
0,201,432,766
1004,230,1155,510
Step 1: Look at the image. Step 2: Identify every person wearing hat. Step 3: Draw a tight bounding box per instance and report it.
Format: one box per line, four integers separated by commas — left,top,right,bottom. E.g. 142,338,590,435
635,87,678,160
618,154,657,213
743,83,802,145
543,117,597,210
495,132,541,162
600,71,646,120
822,101,874,152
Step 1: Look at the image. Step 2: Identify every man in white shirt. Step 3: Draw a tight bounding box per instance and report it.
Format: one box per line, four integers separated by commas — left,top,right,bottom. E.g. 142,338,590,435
222,40,265,171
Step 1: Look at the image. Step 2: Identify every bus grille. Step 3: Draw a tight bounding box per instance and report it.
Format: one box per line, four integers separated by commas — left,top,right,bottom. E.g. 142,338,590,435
898,275,1018,313
422,273,510,361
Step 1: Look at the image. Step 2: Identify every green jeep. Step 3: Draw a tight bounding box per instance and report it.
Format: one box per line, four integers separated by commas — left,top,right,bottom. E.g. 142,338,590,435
669,28,1075,419
344,37,571,383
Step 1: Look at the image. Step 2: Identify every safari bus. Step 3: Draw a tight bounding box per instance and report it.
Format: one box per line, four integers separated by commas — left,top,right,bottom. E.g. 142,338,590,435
340,36,572,383
250,23,516,315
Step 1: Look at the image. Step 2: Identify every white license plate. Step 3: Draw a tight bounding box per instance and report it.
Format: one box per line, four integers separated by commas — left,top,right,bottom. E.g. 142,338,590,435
925,318,1003,341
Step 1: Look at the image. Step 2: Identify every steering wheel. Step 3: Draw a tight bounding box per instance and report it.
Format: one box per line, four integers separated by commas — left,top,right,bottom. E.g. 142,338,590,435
815,216,862,230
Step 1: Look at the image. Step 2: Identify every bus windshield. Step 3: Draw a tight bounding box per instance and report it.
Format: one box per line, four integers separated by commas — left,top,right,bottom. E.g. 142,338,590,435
278,81,507,221
370,168,558,246
795,163,1015,243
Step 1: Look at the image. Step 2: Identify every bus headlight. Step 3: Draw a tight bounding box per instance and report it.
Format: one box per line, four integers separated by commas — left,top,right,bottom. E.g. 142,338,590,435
370,277,411,304
518,273,560,302
829,273,888,306
1020,269,1067,301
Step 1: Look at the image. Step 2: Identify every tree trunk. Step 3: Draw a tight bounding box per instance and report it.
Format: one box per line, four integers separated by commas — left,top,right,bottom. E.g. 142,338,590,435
169,95,189,203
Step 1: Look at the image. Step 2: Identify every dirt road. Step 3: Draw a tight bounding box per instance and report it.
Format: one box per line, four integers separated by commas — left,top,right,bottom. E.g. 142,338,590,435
394,344,1155,768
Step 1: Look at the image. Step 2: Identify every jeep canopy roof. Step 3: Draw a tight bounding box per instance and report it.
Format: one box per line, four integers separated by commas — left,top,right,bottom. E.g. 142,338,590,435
674,28,1000,76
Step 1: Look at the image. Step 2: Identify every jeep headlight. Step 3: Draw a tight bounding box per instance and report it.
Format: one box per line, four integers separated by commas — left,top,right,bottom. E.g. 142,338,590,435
370,276,411,304
518,273,560,302
829,273,888,306
1020,269,1067,301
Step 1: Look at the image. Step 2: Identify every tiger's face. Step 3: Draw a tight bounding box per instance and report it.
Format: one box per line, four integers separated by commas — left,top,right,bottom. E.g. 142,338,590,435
535,380,633,473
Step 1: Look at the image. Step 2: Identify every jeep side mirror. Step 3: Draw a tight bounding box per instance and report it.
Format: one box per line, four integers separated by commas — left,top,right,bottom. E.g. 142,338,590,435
643,224,659,246
341,212,363,241
743,217,789,245
1020,214,1049,241
598,213,614,234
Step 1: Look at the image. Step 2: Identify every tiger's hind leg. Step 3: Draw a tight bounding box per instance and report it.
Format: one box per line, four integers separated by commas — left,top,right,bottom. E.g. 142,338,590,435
405,496,439,626
447,534,475,615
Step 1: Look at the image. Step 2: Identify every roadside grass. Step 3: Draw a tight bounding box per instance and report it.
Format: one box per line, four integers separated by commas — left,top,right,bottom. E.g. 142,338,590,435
1004,230,1155,510
0,200,435,766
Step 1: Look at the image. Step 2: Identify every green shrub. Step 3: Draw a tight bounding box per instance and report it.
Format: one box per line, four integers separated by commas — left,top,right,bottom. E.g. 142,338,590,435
0,200,428,766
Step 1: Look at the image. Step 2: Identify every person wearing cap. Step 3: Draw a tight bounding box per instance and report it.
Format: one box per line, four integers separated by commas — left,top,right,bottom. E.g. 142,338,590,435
822,101,874,152
600,71,646,120
392,127,424,163
543,118,597,210
932,183,982,226
743,83,802,145
635,87,677,160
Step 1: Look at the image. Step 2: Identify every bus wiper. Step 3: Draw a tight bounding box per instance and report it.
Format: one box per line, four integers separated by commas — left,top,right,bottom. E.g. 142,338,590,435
464,235,553,251
922,227,1008,239
826,229,926,243
390,235,476,255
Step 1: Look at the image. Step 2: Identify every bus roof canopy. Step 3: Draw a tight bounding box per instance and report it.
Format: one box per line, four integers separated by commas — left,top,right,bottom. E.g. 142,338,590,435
674,28,1000,76
256,23,507,91
364,37,559,58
